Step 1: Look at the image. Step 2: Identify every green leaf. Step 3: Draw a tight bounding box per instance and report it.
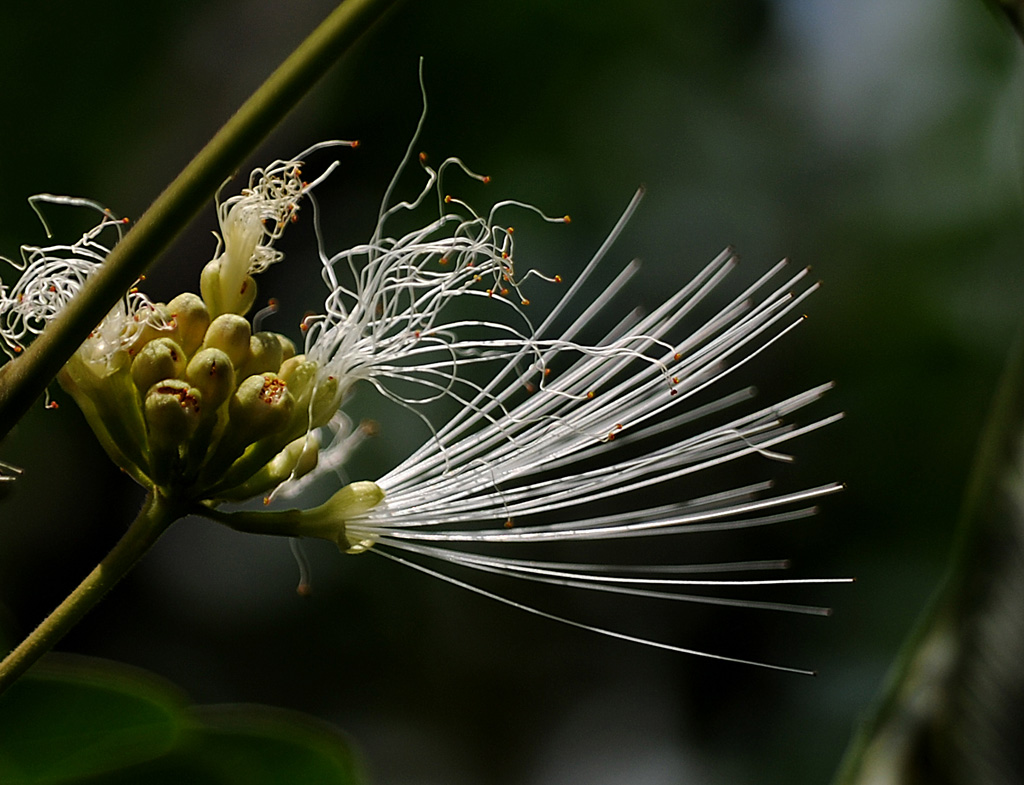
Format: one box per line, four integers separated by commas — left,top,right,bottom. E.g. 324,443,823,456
0,657,365,785
0,657,184,784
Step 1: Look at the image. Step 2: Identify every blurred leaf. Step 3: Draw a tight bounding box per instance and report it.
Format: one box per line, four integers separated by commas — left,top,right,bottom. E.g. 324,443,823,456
836,328,1024,784
0,657,364,785
0,657,184,784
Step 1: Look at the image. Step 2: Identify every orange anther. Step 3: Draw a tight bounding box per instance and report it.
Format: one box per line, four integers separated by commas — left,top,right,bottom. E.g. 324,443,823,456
419,152,427,163
554,275,562,283
444,195,452,203
482,175,491,184
521,298,530,306
586,391,595,399
563,215,571,223
350,140,360,148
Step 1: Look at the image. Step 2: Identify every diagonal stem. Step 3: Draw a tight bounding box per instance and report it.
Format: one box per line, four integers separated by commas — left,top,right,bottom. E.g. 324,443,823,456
0,0,399,442
0,492,183,696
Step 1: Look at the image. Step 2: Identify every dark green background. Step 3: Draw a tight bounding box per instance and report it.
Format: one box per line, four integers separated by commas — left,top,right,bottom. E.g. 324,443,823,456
2,1,1022,783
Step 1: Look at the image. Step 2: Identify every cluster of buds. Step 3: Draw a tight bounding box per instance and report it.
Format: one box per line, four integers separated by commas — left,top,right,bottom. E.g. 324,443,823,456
58,289,335,503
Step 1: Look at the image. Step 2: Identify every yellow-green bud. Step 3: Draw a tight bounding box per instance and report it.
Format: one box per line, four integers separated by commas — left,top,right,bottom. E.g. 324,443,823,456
166,293,211,356
310,375,340,428
201,314,252,368
278,335,296,363
132,338,186,394
186,348,235,410
278,354,306,383
228,373,295,442
200,258,258,317
144,380,202,446
239,331,285,378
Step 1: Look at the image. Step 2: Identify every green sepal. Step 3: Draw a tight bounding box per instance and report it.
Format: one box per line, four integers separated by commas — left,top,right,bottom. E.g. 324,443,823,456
58,352,151,483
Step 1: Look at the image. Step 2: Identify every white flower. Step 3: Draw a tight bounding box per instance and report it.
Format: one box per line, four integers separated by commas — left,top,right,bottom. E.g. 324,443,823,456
288,183,847,672
200,141,356,317
0,195,164,371
298,153,565,423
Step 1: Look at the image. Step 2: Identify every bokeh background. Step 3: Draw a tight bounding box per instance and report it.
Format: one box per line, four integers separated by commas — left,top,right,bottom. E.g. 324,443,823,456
2,1,1023,783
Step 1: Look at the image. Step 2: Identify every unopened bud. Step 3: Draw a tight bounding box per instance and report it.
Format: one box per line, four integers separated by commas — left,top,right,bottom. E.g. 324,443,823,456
202,313,252,368
229,373,295,442
278,335,296,363
186,348,235,410
144,380,202,446
239,331,285,378
166,293,211,356
132,338,186,394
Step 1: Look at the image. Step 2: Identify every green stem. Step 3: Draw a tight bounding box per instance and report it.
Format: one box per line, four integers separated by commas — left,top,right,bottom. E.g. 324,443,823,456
0,492,182,696
196,504,336,541
0,0,399,442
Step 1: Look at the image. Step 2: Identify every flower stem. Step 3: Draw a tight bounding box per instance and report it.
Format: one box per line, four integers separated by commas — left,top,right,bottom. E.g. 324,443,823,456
0,0,399,443
0,492,181,696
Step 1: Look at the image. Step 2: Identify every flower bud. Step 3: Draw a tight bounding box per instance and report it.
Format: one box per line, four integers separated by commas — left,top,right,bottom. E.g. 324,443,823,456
238,331,285,378
278,354,306,383
166,293,211,356
309,374,340,428
132,338,186,394
144,380,203,485
201,313,252,368
228,373,295,443
186,348,235,411
201,258,258,317
144,380,202,445
278,335,296,363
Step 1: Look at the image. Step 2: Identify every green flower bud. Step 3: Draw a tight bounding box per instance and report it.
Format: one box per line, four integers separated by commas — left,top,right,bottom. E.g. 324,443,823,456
144,380,202,485
132,338,187,394
145,380,202,445
278,335,296,363
201,313,252,368
278,354,306,383
186,348,235,410
239,331,285,378
166,293,211,356
228,373,295,443
200,258,258,317
309,374,340,428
